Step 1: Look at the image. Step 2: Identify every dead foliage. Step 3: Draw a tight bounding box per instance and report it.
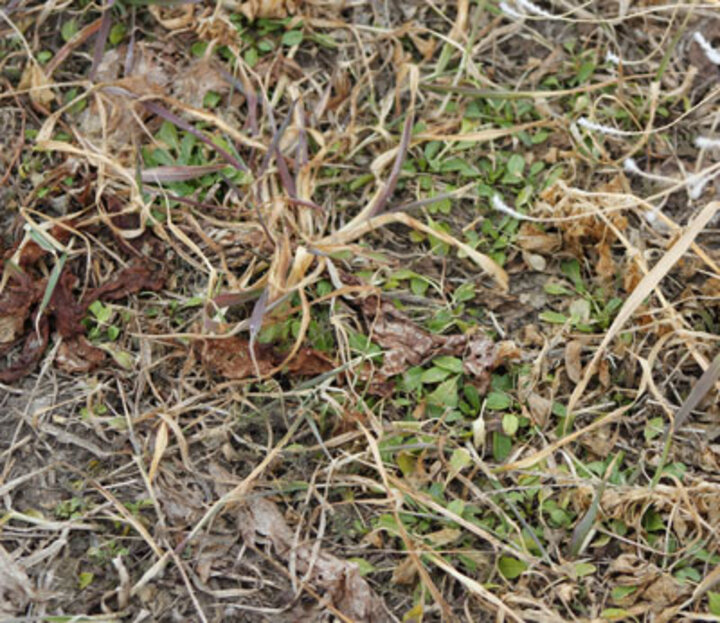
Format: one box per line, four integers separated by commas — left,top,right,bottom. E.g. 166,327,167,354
1,0,720,621
237,497,390,623
359,293,518,394
196,336,333,380
0,246,164,381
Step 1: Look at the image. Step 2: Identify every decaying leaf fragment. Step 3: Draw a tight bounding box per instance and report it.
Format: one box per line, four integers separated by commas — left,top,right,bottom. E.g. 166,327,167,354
607,553,690,612
196,337,334,380
359,295,517,391
18,61,56,107
55,336,106,374
196,336,275,379
361,296,465,377
0,245,164,381
237,498,390,622
0,274,40,345
0,544,37,616
233,0,298,20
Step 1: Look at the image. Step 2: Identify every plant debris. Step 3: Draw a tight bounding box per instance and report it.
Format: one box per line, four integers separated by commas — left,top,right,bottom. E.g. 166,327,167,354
1,0,719,620
237,497,390,623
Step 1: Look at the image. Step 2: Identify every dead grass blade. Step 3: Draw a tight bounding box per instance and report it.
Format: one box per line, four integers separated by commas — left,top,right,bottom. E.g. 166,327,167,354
426,553,525,623
176,414,305,551
141,163,226,183
360,424,453,620
415,119,550,143
566,201,719,421
148,420,168,483
651,352,720,487
497,399,643,474
365,110,414,219
238,497,390,622
324,211,509,291
43,18,102,77
668,352,720,434
89,0,113,81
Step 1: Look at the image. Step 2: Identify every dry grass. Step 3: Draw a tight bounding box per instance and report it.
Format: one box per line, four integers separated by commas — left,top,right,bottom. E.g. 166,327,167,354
1,1,720,621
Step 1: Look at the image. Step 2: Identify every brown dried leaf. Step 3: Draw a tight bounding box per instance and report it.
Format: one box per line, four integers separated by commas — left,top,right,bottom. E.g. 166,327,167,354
608,554,689,610
238,498,390,622
237,0,297,20
50,271,87,338
197,337,275,379
642,574,688,608
494,340,521,365
172,60,228,109
0,277,37,344
0,315,24,344
283,347,334,376
391,556,418,586
564,340,583,384
55,336,106,374
527,393,551,427
517,223,561,254
463,335,497,392
361,296,502,383
596,241,616,281
623,257,643,293
18,62,55,107
362,297,440,377
0,252,163,382
0,316,49,383
86,260,165,303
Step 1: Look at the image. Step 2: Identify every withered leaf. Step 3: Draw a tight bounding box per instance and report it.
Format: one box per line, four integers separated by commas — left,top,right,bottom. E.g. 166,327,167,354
197,337,335,380
197,336,275,380
18,62,55,107
0,316,49,383
50,271,87,338
0,275,39,344
55,336,106,374
463,335,498,392
86,260,165,303
391,556,418,586
0,253,164,382
517,223,562,254
238,498,390,622
596,241,616,281
565,340,584,384
283,347,334,376
360,295,509,390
